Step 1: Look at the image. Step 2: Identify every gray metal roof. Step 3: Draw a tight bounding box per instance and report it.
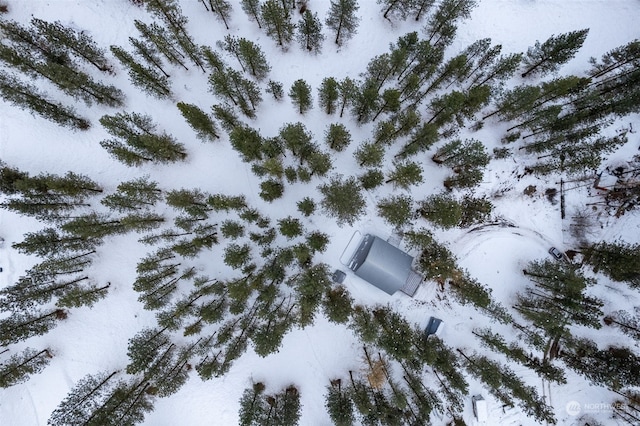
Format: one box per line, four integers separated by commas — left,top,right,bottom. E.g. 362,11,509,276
348,234,414,295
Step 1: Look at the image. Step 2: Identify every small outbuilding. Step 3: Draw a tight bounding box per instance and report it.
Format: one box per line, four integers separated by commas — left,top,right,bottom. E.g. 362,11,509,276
347,234,423,297
472,394,488,422
424,317,442,337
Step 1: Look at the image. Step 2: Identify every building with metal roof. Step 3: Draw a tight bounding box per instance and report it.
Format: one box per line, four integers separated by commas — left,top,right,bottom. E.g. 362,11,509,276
347,234,423,296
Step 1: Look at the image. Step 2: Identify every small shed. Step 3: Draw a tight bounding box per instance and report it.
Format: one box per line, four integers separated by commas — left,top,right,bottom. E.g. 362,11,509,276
347,234,422,296
424,317,442,337
472,395,488,422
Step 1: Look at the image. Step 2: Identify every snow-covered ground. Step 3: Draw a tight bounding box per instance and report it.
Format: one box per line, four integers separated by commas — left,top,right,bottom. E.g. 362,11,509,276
1,1,639,425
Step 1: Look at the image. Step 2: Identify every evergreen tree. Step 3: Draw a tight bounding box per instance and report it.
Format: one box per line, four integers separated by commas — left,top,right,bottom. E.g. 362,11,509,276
396,122,439,159
260,179,285,202
517,260,603,342
411,0,435,21
297,10,325,53
337,77,359,118
129,36,170,78
319,175,366,226
325,0,360,46
261,0,295,47
289,79,313,114
47,371,121,425
134,20,190,71
325,379,355,426
166,188,212,218
266,80,285,100
207,0,233,29
177,102,220,141
354,141,385,168
324,123,351,152
359,169,385,190
581,241,640,288
459,351,555,424
0,309,66,346
12,228,100,257
378,0,411,21
30,18,111,72
318,77,340,114
219,35,270,80
432,139,489,172
0,348,52,388
297,197,316,216
562,337,640,391
351,79,380,123
209,66,262,117
145,0,206,72
241,0,263,28
604,310,640,341
377,194,414,229
521,29,589,78
277,216,304,239
424,0,476,49
212,103,241,132
323,285,353,324
239,382,267,425
386,161,423,189
0,71,90,130
101,177,162,212
99,111,186,165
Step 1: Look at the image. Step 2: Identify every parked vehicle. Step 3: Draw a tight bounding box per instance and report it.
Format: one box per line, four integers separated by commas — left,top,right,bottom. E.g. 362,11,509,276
549,247,564,260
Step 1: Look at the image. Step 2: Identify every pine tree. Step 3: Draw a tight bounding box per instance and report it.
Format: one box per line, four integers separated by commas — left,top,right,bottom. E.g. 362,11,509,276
521,29,589,78
219,35,271,80
277,216,304,239
30,18,111,73
101,177,162,212
425,0,476,49
166,188,212,218
325,0,360,46
47,371,121,425
323,285,353,324
259,179,285,202
386,161,423,189
351,79,380,123
377,194,414,229
354,141,385,168
129,36,170,77
319,175,366,226
289,79,313,114
318,77,340,114
581,241,640,287
378,0,411,21
99,112,186,165
207,0,233,29
337,77,358,118
239,382,267,425
145,0,206,72
261,0,295,47
411,0,435,21
177,102,219,142
0,309,66,346
266,80,285,100
0,348,52,388
241,0,263,28
12,228,100,257
229,125,263,162
110,45,172,98
562,337,640,391
209,67,262,117
0,71,90,130
296,197,316,217
325,379,355,426
324,123,351,152
134,20,190,71
359,169,385,190
297,10,325,53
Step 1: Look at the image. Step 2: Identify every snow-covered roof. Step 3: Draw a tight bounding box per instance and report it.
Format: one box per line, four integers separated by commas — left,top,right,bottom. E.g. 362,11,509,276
347,234,414,295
